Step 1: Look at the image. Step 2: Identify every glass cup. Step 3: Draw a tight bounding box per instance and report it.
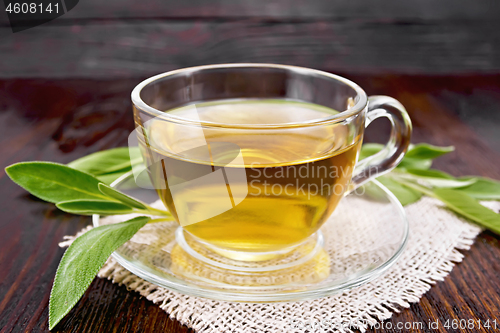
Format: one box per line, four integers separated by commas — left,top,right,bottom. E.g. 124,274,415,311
131,64,411,263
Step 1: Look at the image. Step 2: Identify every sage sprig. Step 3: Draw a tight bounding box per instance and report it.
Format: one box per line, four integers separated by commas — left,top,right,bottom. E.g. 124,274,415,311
4,142,500,330
5,160,173,330
361,143,500,233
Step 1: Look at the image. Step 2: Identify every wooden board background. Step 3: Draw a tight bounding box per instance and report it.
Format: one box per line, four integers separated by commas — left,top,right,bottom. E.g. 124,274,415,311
1,0,500,77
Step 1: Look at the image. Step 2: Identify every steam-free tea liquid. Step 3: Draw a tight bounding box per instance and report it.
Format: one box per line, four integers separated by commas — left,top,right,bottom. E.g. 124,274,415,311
138,100,362,253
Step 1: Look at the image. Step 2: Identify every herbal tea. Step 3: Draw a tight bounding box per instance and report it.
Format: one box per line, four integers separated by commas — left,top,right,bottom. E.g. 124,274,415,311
138,100,362,253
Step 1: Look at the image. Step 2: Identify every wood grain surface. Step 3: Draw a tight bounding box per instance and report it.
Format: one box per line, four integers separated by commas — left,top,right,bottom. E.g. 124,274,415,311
0,74,499,332
1,17,499,77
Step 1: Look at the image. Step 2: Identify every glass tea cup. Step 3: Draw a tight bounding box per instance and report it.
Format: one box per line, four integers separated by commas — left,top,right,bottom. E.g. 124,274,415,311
130,64,411,262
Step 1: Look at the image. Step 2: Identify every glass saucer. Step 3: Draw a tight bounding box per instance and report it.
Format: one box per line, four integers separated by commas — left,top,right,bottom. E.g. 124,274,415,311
93,174,408,302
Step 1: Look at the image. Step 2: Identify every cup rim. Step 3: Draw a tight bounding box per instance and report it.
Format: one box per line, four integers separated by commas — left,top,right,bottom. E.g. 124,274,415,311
131,63,368,129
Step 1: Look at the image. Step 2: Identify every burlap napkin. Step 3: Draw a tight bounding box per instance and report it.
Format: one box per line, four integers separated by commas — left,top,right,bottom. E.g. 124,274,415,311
60,198,499,332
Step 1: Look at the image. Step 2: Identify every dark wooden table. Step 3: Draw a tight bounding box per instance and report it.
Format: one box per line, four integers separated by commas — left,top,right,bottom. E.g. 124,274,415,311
0,74,499,333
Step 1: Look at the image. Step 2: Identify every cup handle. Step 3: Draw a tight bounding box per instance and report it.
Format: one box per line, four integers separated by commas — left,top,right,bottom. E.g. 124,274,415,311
350,95,412,191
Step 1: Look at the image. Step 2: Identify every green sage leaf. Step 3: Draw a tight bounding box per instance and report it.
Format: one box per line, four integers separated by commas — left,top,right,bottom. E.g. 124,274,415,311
98,168,150,190
433,188,500,235
454,177,500,200
401,169,477,188
406,169,454,178
397,158,433,170
378,176,422,206
5,162,110,203
405,143,454,160
56,200,134,216
68,147,142,176
98,183,147,210
48,216,149,330
96,172,128,186
359,143,453,168
359,143,432,170
359,143,383,160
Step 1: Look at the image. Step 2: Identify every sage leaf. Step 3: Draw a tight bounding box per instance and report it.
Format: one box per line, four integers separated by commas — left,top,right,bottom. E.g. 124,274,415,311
359,143,383,160
406,169,454,178
68,147,142,176
5,162,110,203
48,216,149,330
98,183,147,210
359,143,432,170
397,143,453,170
401,169,477,188
397,158,433,170
378,176,422,206
98,167,150,190
56,200,134,216
405,143,454,160
359,143,453,170
96,172,128,186
433,188,500,235
454,177,500,200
